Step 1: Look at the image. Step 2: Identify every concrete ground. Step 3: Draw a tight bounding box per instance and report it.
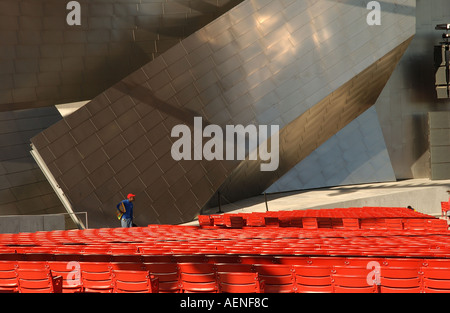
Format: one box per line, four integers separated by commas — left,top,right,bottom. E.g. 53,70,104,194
187,179,450,225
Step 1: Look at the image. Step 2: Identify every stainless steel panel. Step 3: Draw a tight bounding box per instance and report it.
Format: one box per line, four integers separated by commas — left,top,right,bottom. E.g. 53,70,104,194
374,0,450,178
266,107,396,193
0,107,66,218
214,37,412,205
0,0,244,111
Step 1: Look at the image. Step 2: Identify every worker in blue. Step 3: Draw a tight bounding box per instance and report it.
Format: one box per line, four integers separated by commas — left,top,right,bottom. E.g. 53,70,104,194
116,193,135,228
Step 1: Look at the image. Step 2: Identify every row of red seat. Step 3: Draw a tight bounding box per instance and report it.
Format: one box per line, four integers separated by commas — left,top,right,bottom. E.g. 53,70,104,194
0,260,157,293
1,220,447,251
201,214,448,230
199,207,445,230
257,207,431,218
1,258,450,293
0,207,448,293
2,238,450,259
2,228,450,259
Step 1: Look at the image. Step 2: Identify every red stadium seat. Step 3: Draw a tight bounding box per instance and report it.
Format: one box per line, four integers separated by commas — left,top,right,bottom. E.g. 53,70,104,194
422,267,450,293
293,265,333,293
113,270,159,293
17,261,49,270
332,266,378,293
302,218,318,229
441,202,450,219
178,263,218,293
17,269,62,293
48,261,82,293
198,215,214,227
225,215,246,228
143,263,180,293
79,262,114,293
253,264,295,293
427,219,448,231
246,214,265,227
0,261,18,293
342,218,360,230
217,272,264,293
379,267,422,293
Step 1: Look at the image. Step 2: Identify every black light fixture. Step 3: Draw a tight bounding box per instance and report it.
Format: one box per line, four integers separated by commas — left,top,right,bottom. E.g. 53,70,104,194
436,24,450,31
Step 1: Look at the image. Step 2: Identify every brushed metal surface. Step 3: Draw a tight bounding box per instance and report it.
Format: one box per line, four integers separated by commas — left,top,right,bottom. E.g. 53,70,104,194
265,106,396,193
374,0,450,179
0,107,66,218
212,37,413,206
0,0,243,111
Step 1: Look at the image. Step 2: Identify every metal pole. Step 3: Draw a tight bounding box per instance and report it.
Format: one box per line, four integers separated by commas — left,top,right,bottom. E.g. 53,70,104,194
30,144,86,229
264,192,269,212
217,191,223,213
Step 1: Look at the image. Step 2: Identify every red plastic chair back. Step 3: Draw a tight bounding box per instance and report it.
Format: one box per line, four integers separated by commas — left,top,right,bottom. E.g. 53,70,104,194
17,269,62,293
218,272,263,293
113,270,158,293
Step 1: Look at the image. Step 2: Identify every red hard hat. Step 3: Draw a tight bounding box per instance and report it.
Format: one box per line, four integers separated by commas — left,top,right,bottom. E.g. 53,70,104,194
127,193,136,199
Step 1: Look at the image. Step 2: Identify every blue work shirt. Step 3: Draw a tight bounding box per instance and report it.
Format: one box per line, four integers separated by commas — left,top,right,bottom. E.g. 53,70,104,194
117,199,133,219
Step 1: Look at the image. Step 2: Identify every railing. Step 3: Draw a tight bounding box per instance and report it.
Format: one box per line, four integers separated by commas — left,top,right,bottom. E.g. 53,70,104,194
30,143,86,230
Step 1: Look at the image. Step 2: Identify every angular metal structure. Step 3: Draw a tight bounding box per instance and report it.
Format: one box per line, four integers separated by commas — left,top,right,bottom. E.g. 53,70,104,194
0,107,65,218
0,0,243,112
30,0,416,227
266,107,396,193
213,37,413,205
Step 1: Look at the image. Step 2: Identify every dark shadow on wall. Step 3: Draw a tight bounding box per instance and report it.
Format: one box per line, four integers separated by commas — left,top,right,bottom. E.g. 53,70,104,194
0,0,244,113
0,107,66,218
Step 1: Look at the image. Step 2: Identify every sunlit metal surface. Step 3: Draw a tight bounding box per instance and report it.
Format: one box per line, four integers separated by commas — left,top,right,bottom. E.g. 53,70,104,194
265,106,396,193
374,0,450,179
213,37,413,205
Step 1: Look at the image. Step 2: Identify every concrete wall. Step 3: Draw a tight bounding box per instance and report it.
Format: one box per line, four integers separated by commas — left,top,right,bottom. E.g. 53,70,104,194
304,186,446,217
201,179,450,219
0,214,65,234
429,111,450,179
